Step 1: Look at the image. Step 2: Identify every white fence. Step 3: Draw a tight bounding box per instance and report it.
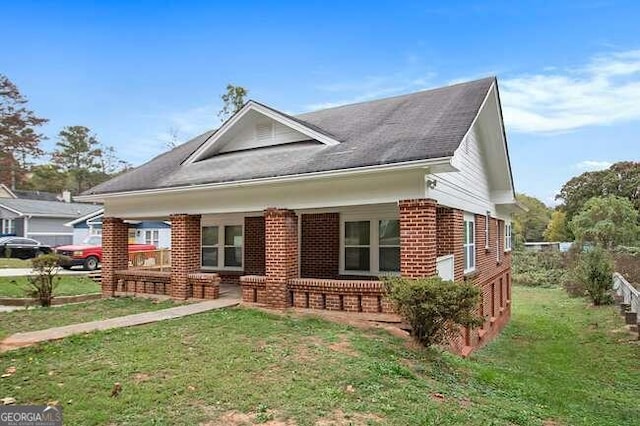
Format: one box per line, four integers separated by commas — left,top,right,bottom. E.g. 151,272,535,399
612,272,640,318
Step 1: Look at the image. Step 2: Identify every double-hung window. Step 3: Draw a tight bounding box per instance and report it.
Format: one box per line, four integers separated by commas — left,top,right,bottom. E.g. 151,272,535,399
202,224,243,269
463,213,476,273
504,222,512,252
342,218,400,274
145,230,159,246
1,219,15,235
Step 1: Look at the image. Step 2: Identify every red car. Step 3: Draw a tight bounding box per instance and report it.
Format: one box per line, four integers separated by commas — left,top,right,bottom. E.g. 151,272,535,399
55,236,156,270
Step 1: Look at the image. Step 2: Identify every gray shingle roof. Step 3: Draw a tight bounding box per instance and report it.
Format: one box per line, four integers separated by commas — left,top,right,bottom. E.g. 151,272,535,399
84,77,495,196
0,198,102,218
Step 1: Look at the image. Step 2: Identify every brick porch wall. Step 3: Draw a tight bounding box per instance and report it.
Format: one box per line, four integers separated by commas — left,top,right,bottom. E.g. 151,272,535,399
102,217,129,297
244,216,265,276
399,199,437,278
170,214,201,299
301,213,340,279
436,207,465,281
264,208,298,308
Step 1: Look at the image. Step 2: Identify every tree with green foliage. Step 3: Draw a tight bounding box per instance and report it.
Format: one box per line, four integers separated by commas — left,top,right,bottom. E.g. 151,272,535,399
569,195,639,249
571,246,614,305
23,164,68,194
557,161,640,220
52,126,103,194
544,210,572,242
218,84,248,122
0,74,48,189
513,193,552,243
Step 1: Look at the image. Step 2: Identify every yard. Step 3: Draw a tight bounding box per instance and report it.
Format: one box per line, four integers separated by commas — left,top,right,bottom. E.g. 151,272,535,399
0,276,100,298
0,297,181,340
0,286,638,425
0,258,31,268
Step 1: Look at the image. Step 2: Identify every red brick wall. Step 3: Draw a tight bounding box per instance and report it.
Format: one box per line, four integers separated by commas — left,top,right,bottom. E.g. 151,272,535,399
399,199,437,278
301,213,340,279
170,214,201,299
244,216,265,275
102,217,129,297
436,207,465,281
463,214,512,352
264,208,298,308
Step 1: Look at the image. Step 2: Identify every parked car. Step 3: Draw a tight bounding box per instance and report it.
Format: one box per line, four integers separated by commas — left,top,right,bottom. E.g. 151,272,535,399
54,236,157,271
0,236,53,259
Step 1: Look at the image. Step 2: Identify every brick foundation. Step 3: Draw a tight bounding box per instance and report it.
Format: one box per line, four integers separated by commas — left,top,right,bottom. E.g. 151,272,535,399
240,275,268,304
102,217,129,297
114,269,220,299
289,278,393,313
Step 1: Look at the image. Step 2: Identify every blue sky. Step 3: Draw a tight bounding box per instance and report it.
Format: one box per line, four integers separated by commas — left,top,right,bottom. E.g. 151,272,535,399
2,0,639,205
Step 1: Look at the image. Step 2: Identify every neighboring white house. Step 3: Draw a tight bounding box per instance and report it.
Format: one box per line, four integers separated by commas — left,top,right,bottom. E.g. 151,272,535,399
65,209,171,248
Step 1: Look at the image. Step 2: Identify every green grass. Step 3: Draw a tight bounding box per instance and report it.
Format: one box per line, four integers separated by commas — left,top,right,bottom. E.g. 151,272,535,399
1,287,638,425
0,297,181,340
0,276,100,298
0,258,31,268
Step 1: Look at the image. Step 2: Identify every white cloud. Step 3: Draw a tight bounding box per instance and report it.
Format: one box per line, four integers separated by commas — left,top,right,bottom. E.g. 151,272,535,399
574,160,613,171
500,49,640,133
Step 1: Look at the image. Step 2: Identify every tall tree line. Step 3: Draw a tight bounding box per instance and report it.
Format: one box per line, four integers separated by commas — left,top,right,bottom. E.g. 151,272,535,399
0,74,130,195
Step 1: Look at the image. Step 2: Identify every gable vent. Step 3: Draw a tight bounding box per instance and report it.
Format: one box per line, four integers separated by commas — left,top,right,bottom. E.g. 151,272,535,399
255,122,274,142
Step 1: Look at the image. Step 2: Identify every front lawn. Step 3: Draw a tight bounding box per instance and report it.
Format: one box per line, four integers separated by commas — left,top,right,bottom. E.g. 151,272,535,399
0,276,100,298
0,287,638,425
0,258,31,268
0,297,182,340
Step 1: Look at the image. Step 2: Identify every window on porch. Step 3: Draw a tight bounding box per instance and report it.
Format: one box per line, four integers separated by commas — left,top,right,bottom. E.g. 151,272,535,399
342,218,400,275
202,225,243,269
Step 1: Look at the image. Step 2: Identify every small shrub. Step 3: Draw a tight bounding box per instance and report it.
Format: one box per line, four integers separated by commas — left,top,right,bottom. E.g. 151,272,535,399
25,254,65,307
384,276,482,347
512,250,566,287
572,247,614,305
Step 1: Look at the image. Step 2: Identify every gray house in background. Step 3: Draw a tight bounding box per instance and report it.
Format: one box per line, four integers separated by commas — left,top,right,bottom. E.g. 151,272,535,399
0,197,102,246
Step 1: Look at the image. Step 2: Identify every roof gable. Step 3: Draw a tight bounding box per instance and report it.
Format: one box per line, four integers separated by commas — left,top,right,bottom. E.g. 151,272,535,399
185,101,341,164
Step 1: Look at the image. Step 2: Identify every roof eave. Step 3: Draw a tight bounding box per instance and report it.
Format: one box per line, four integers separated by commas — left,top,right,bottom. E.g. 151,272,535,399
76,156,454,202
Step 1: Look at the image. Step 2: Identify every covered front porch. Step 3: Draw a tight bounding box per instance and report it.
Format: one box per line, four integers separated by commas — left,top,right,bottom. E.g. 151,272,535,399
101,199,464,312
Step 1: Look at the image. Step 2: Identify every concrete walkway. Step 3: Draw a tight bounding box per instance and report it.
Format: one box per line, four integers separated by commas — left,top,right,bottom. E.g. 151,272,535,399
0,297,239,352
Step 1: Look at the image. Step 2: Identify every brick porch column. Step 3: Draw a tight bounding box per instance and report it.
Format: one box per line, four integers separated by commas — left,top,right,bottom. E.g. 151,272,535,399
102,217,129,297
399,199,437,278
264,208,298,309
436,207,465,281
170,214,201,299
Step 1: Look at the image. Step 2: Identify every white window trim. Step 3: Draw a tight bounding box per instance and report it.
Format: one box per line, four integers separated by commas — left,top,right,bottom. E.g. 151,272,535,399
496,219,501,263
201,221,244,271
484,211,490,250
2,218,15,235
340,216,401,276
144,229,160,246
504,222,512,252
463,212,476,274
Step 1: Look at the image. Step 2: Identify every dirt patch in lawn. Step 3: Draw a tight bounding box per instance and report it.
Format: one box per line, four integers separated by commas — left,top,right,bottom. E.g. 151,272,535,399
327,335,358,357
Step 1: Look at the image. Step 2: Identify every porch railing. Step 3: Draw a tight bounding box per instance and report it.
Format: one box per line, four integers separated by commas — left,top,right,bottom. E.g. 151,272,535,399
128,249,171,271
613,272,640,320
